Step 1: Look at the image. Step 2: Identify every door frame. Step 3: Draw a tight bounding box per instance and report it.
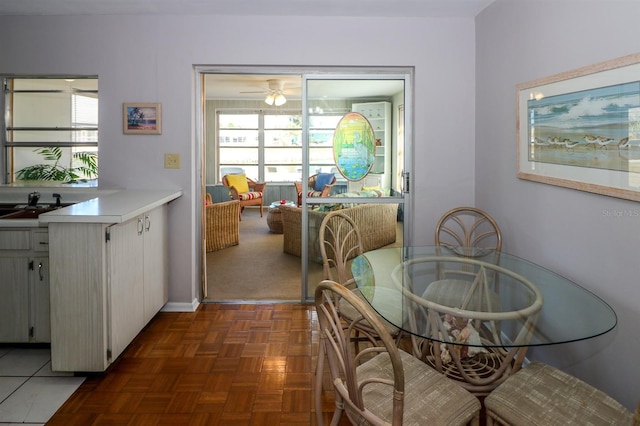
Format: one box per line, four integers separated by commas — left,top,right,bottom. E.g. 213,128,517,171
195,65,414,302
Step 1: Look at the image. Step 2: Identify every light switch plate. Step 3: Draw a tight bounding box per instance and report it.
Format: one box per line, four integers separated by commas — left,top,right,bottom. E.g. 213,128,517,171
164,153,180,169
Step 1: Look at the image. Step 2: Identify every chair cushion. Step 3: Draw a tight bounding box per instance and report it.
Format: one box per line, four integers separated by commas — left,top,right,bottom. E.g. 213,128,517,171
307,190,323,198
353,350,481,425
226,174,249,194
238,191,262,201
485,361,633,425
313,172,334,191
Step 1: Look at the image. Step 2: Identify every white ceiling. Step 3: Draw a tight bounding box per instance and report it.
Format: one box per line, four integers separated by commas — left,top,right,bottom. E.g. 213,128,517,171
0,0,494,17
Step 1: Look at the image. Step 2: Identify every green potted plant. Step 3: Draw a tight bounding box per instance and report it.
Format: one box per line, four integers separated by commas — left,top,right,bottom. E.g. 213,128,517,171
15,147,98,183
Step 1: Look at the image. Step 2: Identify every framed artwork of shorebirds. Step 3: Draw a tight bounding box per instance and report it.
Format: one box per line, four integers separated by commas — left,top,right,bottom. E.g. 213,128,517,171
517,52,640,202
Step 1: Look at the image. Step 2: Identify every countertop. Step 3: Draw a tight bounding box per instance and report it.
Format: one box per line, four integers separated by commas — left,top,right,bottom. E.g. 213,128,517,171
0,189,183,228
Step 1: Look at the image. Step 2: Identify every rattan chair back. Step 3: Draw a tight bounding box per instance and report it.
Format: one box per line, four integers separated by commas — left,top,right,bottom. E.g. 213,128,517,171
314,280,481,426
318,211,363,287
435,207,502,254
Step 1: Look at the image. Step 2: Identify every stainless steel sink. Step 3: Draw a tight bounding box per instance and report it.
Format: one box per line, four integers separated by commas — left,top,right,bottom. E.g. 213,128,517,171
0,209,56,219
0,203,75,219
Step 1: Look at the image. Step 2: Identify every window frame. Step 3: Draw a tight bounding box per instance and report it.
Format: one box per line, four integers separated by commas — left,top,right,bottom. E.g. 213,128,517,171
215,108,347,183
1,75,99,184
216,108,303,183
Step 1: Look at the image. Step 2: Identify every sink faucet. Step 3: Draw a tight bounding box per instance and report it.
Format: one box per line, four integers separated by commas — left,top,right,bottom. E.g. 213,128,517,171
28,191,40,207
53,193,61,207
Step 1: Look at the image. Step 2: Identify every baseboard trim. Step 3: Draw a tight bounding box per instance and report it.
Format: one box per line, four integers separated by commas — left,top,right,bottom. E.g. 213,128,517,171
162,298,200,312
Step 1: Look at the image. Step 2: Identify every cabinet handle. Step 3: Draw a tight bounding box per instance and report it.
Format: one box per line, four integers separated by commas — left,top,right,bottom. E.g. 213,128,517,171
38,262,43,281
137,217,144,235
145,214,151,232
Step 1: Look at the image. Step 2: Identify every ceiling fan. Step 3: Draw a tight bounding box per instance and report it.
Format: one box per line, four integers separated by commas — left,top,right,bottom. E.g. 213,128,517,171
241,79,293,106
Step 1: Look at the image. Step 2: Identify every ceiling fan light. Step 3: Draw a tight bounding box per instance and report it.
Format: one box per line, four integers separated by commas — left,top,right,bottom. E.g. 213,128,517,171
274,93,287,106
264,93,275,105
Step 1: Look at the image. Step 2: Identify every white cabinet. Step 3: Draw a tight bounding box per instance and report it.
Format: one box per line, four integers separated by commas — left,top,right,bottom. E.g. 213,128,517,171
142,207,168,323
107,214,145,362
0,229,50,343
351,101,392,191
49,204,168,372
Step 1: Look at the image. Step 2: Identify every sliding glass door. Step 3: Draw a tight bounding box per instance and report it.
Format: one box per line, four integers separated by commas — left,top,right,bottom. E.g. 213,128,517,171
197,66,412,302
301,73,412,300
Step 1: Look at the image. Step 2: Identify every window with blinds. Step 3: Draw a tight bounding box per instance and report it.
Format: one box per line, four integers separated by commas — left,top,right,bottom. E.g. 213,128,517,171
2,76,99,183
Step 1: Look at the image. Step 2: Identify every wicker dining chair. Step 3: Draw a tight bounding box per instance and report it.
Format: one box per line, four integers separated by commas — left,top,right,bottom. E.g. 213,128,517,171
484,361,640,425
435,206,502,253
424,206,503,311
314,280,481,426
318,211,401,342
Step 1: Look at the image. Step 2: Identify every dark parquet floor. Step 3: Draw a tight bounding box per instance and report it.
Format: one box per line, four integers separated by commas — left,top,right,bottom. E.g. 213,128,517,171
47,303,349,425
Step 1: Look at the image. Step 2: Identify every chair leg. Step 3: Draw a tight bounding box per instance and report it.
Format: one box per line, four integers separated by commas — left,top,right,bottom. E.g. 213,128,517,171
259,203,263,217
315,340,326,426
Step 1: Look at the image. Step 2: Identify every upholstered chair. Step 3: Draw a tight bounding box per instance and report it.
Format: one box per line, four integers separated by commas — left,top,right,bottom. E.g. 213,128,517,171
294,172,336,206
222,174,266,220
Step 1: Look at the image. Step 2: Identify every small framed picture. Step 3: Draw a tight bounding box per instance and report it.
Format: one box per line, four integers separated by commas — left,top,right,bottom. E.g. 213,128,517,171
123,102,162,134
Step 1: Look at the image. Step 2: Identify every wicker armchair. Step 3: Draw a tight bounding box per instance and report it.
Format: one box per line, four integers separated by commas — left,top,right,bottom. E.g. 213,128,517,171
294,173,336,206
280,203,398,261
205,195,240,252
314,280,481,426
222,174,266,220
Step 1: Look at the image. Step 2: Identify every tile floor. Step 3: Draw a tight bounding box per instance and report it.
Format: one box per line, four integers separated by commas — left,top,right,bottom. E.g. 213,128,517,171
0,346,84,425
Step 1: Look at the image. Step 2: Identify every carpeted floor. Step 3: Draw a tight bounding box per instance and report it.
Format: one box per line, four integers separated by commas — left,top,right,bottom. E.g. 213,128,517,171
204,207,323,302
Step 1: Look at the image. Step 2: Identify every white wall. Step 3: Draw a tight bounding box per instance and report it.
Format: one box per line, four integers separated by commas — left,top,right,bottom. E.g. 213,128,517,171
477,0,640,409
0,15,477,304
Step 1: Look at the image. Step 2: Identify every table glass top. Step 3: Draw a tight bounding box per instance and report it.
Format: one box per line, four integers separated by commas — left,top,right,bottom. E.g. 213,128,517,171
269,200,296,208
351,246,617,348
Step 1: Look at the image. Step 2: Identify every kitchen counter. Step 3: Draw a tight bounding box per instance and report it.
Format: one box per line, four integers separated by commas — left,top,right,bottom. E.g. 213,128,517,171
0,189,182,228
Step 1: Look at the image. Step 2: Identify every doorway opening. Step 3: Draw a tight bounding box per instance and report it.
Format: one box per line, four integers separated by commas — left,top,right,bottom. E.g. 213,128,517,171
198,67,412,303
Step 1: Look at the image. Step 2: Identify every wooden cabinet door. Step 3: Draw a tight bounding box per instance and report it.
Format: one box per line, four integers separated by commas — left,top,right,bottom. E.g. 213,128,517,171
143,205,168,323
0,258,29,342
108,217,144,362
30,257,50,342
49,223,109,372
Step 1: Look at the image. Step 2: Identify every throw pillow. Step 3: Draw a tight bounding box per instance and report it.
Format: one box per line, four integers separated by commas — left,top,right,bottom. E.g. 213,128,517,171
313,173,334,192
226,174,249,194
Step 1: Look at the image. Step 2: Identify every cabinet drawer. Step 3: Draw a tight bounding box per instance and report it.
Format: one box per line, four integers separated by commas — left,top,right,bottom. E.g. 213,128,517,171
32,231,49,252
0,231,31,250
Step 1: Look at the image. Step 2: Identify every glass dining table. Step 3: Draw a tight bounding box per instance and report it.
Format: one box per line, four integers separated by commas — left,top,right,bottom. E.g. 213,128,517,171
350,246,617,394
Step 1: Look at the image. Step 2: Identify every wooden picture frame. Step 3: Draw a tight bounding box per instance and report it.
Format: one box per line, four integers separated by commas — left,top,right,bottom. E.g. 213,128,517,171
123,102,162,134
517,53,640,202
